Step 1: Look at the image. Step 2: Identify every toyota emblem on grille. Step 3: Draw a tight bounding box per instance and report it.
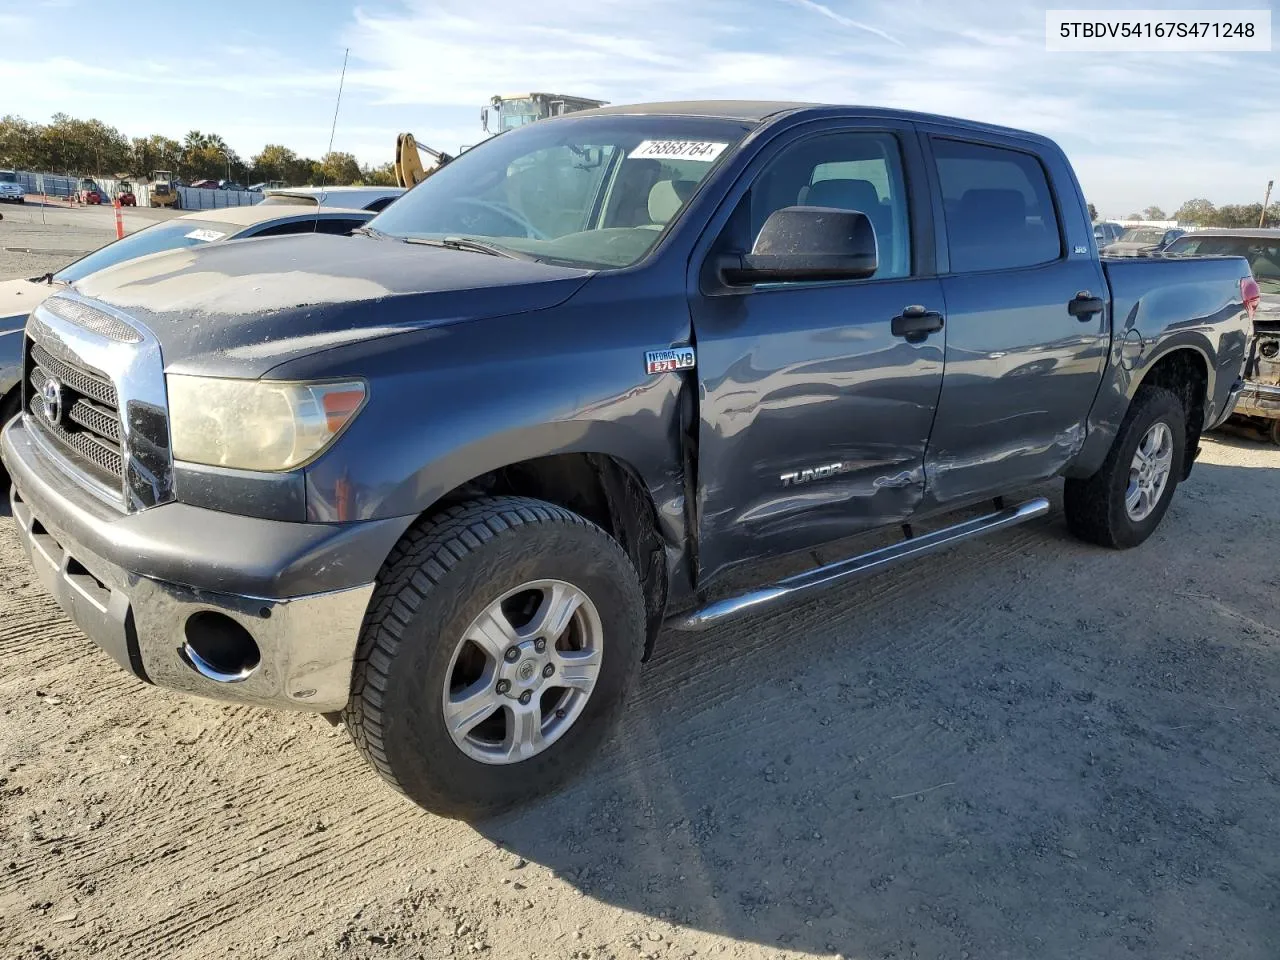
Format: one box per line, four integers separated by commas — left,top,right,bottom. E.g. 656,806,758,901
40,377,64,425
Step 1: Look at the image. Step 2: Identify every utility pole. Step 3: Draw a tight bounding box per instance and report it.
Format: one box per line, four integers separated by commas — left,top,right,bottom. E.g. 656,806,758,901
1262,180,1274,228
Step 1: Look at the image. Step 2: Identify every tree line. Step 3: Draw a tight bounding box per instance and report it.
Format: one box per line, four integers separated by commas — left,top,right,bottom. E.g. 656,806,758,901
0,113,398,187
1089,200,1279,228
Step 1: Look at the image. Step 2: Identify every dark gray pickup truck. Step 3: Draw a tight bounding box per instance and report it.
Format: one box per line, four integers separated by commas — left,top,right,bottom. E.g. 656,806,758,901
1,102,1256,817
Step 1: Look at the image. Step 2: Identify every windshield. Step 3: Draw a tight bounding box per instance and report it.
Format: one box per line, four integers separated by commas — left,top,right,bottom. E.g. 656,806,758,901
1164,236,1280,293
0,171,16,183
54,218,240,283
1118,228,1166,244
370,115,752,269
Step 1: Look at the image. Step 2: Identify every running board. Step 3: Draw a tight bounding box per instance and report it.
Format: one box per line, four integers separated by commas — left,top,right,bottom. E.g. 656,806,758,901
671,497,1050,632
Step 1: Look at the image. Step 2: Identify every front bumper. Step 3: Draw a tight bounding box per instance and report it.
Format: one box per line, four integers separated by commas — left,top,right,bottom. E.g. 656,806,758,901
2,417,412,712
1234,380,1280,420
0,191,23,203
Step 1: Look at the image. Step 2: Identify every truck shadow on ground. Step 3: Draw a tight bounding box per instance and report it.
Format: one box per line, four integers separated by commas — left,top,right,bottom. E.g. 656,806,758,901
474,463,1280,959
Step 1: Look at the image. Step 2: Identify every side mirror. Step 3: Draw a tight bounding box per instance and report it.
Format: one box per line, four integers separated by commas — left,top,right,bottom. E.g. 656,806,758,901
480,107,490,133
721,206,878,285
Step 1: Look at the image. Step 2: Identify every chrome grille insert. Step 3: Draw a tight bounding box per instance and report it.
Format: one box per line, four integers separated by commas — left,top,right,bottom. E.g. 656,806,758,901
28,349,125,485
41,296,144,344
24,293,175,512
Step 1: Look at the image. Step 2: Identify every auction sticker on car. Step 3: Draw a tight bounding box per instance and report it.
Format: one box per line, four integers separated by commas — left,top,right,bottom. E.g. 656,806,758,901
184,228,227,243
628,140,728,162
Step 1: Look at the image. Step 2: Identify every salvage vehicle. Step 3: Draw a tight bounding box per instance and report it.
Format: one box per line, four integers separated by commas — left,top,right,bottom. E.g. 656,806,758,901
1164,228,1280,443
0,170,25,204
1093,220,1123,246
1102,225,1185,256
0,203,374,482
1,101,1255,818
259,185,405,212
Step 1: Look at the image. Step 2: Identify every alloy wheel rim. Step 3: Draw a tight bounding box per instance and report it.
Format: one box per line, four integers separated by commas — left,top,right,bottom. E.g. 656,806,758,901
1125,421,1174,522
442,579,603,765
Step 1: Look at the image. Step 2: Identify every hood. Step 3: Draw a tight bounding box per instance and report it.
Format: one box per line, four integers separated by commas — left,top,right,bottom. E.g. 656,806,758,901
0,276,58,329
69,233,593,378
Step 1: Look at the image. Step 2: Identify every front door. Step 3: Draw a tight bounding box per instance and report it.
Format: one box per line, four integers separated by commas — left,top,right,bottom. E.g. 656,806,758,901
690,122,946,585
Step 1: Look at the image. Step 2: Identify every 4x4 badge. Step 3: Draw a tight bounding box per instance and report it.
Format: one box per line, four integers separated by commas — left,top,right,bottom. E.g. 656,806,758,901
645,346,696,376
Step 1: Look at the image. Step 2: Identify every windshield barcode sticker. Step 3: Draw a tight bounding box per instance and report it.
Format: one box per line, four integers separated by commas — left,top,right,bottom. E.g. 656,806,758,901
629,140,728,162
185,229,226,243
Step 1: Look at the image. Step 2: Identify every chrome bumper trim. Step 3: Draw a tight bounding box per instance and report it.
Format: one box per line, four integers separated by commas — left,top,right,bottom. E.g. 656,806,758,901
10,484,373,712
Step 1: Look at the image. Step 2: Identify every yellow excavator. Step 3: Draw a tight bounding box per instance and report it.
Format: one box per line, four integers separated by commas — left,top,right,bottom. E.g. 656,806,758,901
393,92,607,188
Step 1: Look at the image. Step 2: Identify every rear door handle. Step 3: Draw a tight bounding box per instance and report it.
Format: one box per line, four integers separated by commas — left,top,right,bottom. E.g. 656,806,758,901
891,305,945,342
1068,291,1106,320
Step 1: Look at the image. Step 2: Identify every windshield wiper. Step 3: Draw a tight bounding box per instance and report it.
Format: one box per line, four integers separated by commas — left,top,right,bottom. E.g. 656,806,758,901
352,225,387,239
402,235,536,261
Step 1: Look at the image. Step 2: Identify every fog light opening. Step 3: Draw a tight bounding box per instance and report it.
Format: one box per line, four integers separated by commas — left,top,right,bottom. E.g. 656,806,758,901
182,611,261,683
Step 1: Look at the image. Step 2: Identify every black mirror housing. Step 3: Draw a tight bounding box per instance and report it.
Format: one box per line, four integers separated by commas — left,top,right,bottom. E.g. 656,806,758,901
721,206,878,285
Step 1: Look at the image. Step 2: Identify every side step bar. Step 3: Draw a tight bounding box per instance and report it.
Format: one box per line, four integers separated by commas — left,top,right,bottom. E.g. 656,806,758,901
671,497,1050,632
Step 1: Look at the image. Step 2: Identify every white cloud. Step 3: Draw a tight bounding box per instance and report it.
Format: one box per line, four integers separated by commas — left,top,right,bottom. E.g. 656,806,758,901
4,0,1276,212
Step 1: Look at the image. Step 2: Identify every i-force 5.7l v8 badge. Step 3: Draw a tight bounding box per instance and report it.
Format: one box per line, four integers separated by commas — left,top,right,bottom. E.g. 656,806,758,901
645,347,696,376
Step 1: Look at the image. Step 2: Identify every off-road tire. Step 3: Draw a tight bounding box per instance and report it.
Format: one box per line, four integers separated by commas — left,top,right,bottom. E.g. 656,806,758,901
1268,418,1280,447
343,496,646,819
1064,386,1186,549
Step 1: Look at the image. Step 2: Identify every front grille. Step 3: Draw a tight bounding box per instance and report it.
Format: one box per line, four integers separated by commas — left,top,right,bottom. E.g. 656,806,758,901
26,339,124,489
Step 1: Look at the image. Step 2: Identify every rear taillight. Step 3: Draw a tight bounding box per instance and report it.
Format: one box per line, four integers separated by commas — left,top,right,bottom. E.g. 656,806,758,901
1242,276,1261,320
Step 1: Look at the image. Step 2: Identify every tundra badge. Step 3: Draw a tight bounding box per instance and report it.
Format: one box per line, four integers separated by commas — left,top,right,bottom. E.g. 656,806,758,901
781,462,854,487
645,347,696,376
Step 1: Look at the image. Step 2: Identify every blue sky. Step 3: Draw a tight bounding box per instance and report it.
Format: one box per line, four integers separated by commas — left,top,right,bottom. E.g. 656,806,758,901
1,0,1276,215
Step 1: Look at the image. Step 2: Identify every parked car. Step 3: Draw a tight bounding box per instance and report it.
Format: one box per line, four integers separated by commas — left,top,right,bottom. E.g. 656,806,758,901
1164,228,1280,443
218,180,246,191
1093,221,1123,245
0,170,25,204
260,185,406,212
1,101,1254,818
0,203,375,482
188,179,220,190
1102,226,1185,256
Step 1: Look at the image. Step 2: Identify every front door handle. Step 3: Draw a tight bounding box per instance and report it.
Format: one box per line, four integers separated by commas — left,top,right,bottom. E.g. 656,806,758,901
891,305,945,342
1068,291,1106,320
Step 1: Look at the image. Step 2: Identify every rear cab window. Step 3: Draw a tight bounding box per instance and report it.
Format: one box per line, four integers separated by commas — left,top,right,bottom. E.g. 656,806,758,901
932,138,1063,273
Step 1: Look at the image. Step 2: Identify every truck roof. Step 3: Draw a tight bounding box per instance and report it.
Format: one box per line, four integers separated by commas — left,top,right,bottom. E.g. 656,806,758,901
574,100,1055,144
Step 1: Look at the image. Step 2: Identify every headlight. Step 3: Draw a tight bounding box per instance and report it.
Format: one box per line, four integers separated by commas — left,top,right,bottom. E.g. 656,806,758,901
167,375,367,472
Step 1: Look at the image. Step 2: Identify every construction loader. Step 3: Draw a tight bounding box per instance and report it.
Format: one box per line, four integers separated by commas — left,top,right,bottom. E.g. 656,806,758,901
393,92,606,188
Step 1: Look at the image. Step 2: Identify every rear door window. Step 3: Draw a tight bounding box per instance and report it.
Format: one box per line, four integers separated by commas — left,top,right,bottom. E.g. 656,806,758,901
932,139,1062,273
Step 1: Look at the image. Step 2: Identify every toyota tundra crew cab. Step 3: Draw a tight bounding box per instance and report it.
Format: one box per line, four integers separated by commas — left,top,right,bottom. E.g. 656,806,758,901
1,102,1256,818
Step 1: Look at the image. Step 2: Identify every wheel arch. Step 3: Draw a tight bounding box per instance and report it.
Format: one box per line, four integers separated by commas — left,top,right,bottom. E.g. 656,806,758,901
1129,343,1209,480
395,447,671,660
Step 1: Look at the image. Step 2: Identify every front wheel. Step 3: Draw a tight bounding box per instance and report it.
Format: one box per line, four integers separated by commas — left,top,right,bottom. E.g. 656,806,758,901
343,497,646,819
1065,385,1186,548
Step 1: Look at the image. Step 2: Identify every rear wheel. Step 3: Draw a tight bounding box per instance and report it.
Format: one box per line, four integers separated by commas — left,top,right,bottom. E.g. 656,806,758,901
1268,418,1280,447
343,496,646,819
1065,386,1186,548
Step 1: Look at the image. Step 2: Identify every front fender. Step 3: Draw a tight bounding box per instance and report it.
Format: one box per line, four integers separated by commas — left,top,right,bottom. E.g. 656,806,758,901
289,286,692,543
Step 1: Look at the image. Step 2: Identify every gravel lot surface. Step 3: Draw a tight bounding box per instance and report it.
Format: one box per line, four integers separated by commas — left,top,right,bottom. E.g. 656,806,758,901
0,202,178,281
1,212,1278,960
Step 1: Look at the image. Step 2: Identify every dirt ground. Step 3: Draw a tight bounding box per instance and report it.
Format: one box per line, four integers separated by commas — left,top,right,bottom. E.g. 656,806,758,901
1,220,1279,960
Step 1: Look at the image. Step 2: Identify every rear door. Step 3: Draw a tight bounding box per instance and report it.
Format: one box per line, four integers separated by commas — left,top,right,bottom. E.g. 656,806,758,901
918,131,1110,507
689,120,946,583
